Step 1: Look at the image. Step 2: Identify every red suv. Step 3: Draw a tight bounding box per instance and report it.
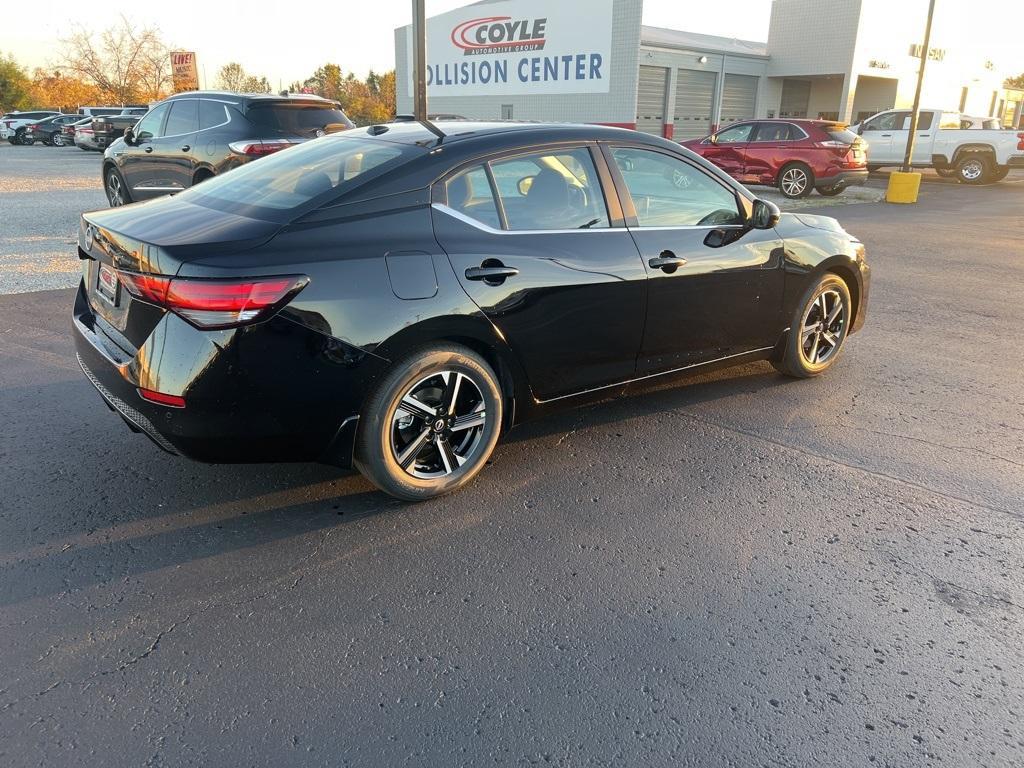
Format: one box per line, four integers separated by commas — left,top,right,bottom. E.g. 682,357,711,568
680,119,868,199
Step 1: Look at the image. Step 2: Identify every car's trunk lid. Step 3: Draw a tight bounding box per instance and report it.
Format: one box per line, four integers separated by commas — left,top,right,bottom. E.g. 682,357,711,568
79,195,282,348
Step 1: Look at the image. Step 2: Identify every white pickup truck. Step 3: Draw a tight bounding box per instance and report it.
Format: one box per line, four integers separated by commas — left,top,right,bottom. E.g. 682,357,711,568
851,108,1024,184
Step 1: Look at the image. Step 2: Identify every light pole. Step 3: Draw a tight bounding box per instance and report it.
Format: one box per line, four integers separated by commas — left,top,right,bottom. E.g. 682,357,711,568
412,0,428,121
901,0,938,173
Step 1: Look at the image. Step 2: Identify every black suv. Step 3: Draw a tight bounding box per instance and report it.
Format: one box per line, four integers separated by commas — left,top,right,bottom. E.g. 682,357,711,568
101,91,354,207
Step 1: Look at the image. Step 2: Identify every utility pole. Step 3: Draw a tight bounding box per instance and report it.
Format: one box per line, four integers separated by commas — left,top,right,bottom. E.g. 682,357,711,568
901,0,937,173
412,0,428,121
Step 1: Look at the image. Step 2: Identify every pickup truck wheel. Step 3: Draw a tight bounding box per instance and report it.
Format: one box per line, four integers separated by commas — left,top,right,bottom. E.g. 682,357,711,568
779,163,814,199
990,165,1010,182
956,155,990,184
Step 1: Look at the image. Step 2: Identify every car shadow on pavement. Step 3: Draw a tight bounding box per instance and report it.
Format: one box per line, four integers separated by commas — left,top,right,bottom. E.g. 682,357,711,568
0,361,787,608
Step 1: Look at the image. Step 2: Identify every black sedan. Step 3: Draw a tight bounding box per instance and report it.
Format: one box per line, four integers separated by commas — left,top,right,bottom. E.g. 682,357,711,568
73,121,869,500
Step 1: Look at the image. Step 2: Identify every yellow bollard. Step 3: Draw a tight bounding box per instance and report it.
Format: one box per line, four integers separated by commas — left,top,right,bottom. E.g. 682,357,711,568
886,171,922,204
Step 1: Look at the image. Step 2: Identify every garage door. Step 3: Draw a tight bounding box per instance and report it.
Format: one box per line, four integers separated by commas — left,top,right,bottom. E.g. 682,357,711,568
721,74,758,125
780,79,811,118
673,69,717,140
636,66,668,136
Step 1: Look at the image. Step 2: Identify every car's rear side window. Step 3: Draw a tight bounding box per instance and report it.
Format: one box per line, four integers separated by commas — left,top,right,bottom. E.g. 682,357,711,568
184,135,414,216
445,166,501,229
822,125,859,144
489,148,609,231
199,100,229,130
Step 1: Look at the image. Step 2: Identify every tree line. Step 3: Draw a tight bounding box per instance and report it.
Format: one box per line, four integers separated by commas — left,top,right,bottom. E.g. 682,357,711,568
0,17,396,125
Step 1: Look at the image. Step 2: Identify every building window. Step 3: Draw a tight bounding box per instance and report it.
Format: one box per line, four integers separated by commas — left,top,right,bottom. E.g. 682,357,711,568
817,112,840,122
501,104,513,120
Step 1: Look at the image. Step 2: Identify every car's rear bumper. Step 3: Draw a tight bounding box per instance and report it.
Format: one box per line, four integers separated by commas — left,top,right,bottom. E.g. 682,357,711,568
819,169,869,189
72,281,375,467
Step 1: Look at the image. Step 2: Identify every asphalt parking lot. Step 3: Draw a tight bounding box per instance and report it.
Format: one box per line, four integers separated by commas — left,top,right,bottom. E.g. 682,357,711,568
1,141,1022,767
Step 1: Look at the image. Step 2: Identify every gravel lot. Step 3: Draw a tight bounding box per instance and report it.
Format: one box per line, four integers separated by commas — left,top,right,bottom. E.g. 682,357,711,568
1,140,1023,767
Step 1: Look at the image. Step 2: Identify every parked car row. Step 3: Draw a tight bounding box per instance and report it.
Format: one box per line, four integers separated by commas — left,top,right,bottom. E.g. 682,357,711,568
1,106,146,145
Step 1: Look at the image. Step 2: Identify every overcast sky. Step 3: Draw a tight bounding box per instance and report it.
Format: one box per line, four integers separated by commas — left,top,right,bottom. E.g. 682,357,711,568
1,0,774,88
1,0,1019,89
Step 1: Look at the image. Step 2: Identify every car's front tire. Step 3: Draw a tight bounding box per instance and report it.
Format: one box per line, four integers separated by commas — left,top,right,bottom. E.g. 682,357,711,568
52,133,66,147
773,274,852,378
354,344,503,501
778,162,814,199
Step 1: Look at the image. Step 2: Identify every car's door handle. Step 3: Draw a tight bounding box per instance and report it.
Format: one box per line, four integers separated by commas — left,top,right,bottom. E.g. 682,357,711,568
649,252,687,273
181,145,191,152
144,146,153,153
465,265,519,283
880,134,892,137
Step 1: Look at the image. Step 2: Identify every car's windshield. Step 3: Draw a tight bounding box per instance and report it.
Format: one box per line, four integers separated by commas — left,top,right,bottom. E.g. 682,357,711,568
183,134,420,219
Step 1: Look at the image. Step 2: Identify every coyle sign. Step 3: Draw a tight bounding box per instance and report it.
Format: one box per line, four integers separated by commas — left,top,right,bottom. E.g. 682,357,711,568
406,0,613,97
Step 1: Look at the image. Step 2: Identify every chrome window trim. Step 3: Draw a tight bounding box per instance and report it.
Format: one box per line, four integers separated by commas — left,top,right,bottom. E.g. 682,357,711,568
536,346,777,404
433,203,627,234
433,204,745,234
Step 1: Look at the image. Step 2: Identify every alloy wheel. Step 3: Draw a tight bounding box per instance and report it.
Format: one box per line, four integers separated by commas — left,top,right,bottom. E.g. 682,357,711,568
799,289,846,365
106,172,124,207
781,167,808,197
52,134,65,147
390,370,487,479
960,159,984,181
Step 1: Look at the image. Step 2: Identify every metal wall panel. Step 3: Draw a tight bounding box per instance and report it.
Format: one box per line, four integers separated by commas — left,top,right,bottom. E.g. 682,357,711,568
721,73,758,125
636,65,668,135
673,69,717,139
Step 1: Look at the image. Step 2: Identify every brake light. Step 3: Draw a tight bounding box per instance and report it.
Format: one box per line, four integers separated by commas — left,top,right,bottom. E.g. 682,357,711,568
228,139,296,156
137,388,186,408
118,271,308,329
1017,132,1024,151
818,140,849,148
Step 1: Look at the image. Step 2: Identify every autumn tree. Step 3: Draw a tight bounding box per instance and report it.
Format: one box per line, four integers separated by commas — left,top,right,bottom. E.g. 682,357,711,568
215,62,271,93
59,16,171,104
1007,73,1024,89
30,69,102,112
297,64,396,125
0,53,33,112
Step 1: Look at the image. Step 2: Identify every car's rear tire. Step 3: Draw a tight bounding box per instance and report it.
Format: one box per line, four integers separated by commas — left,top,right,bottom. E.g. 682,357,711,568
52,133,66,147
778,162,814,199
772,273,852,378
104,167,132,207
16,129,33,146
956,154,990,184
354,344,503,501
815,185,844,197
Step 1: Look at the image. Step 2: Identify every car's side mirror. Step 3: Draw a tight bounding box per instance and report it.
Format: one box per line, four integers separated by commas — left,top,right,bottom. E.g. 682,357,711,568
856,125,864,135
517,176,535,196
749,199,781,230
123,127,135,145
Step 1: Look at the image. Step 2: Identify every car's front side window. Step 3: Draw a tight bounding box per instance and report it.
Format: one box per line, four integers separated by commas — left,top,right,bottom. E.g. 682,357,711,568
611,147,743,228
133,103,170,142
444,165,501,230
714,123,754,144
488,147,609,231
164,99,198,136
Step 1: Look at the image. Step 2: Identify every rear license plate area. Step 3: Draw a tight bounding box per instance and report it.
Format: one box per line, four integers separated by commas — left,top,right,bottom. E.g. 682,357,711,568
96,263,119,305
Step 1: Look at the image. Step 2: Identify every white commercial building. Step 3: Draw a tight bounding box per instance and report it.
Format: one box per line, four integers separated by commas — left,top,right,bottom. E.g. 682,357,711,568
395,0,1022,136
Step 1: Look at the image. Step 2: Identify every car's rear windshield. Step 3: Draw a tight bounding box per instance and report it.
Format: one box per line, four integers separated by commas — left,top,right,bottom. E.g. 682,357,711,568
823,124,860,144
183,134,420,219
246,102,353,136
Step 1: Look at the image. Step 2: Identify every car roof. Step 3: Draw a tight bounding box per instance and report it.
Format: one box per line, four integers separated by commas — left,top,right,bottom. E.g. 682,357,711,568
162,90,340,108
343,120,662,149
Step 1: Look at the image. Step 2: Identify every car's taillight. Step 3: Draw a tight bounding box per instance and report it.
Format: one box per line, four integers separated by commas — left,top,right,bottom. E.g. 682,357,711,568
228,139,296,156
118,272,309,329
818,140,849,149
1017,132,1024,151
137,388,186,408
